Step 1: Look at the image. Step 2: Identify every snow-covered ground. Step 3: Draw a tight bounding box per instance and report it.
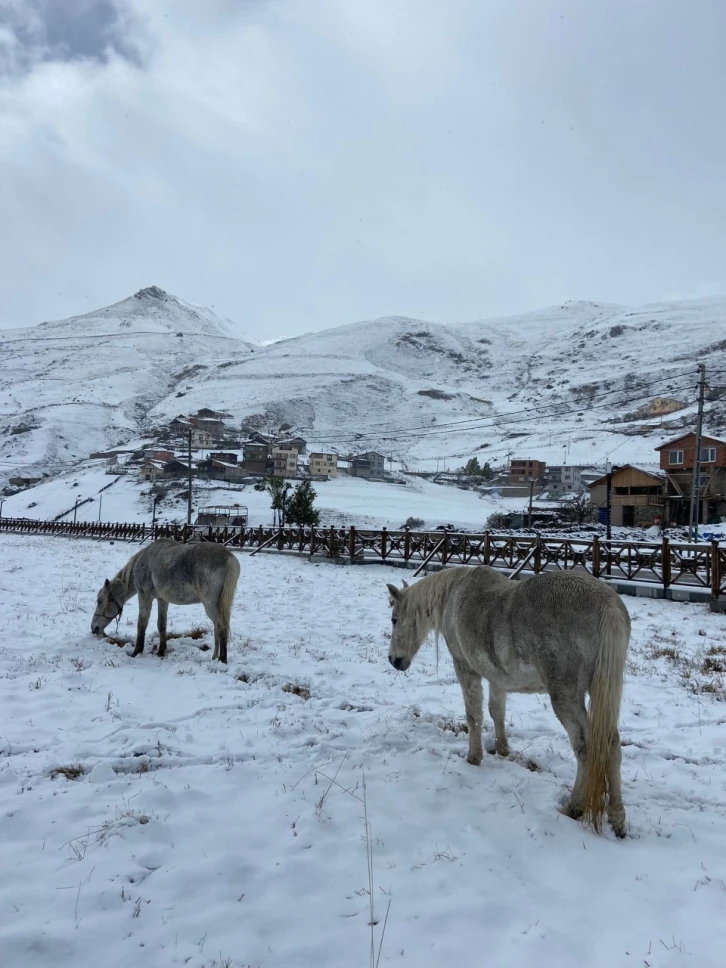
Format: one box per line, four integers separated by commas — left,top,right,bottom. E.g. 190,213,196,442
1,464,528,532
1,535,725,967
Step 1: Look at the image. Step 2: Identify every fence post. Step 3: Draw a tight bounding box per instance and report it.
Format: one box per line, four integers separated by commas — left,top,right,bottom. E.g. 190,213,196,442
381,527,388,561
533,534,542,575
404,527,410,564
442,530,449,566
662,536,671,591
329,525,336,558
592,535,600,578
349,525,356,563
483,531,490,565
711,539,720,600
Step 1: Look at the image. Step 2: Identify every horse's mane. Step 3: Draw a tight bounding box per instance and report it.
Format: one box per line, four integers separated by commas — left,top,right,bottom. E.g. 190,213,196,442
405,567,466,640
114,548,143,593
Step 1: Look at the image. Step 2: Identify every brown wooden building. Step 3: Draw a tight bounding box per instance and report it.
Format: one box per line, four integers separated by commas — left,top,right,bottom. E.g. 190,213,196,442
509,458,547,485
655,432,726,526
588,465,665,527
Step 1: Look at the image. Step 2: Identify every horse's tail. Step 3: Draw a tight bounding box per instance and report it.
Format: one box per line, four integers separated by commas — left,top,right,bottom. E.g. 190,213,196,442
219,553,241,629
583,594,630,833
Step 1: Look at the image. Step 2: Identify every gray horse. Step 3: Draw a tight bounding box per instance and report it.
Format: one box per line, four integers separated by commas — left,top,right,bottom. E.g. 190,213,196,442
387,566,631,837
92,540,240,663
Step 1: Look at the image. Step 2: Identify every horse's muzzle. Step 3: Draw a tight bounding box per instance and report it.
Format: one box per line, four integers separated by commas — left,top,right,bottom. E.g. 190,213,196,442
389,656,411,672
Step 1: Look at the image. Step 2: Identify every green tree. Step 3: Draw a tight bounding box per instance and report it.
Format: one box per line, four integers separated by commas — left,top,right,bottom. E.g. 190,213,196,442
286,480,320,527
460,457,493,479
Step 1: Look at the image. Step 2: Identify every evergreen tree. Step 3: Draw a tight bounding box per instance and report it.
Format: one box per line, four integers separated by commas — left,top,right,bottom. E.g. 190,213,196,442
286,480,320,527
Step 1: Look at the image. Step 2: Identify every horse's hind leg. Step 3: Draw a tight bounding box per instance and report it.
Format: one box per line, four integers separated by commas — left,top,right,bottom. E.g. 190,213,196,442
453,657,484,765
607,730,626,838
487,683,510,757
549,689,589,820
202,602,224,662
156,599,168,658
131,593,153,658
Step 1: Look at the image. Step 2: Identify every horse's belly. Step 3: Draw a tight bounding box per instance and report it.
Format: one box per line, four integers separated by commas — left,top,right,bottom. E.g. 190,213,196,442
487,663,546,694
157,586,201,606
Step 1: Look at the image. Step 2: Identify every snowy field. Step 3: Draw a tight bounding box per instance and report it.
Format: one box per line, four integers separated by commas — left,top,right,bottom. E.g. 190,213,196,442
1,465,527,532
2,535,726,968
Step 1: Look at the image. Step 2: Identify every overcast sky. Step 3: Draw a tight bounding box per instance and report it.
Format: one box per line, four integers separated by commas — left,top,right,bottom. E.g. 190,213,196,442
1,0,725,340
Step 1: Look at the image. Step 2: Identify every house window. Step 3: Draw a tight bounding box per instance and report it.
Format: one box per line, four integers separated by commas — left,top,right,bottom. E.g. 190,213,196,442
668,450,684,465
700,447,716,463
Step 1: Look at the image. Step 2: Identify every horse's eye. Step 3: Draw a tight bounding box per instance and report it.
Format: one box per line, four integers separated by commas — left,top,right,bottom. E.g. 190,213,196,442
391,617,397,625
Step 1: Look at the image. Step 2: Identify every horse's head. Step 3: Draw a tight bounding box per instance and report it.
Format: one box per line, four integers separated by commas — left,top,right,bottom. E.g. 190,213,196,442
386,579,421,671
91,578,123,636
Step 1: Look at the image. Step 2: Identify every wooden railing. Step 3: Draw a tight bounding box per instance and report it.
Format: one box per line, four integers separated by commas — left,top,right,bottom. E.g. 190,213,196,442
0,517,723,597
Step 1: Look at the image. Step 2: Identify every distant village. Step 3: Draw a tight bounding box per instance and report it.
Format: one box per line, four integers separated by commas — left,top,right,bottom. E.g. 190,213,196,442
494,432,726,530
61,405,722,532
86,408,388,486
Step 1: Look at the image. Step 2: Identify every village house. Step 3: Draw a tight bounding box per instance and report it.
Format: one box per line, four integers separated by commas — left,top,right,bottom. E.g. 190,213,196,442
143,449,175,463
169,415,192,434
640,397,685,417
279,436,307,455
655,432,726,526
191,428,213,449
163,459,191,479
196,408,232,421
546,465,582,495
509,458,547,485
587,465,665,527
209,459,243,483
271,445,299,478
242,442,269,475
309,452,338,480
349,451,386,479
209,452,238,464
139,460,166,482
190,416,226,437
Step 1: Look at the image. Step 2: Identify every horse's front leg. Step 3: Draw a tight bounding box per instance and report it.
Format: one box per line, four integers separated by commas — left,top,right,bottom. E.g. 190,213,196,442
453,657,484,765
131,594,153,657
156,599,168,658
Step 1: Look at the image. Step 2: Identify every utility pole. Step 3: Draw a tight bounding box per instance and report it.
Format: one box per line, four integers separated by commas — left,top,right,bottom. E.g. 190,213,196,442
605,461,612,542
187,428,193,526
73,499,79,524
688,363,707,541
98,492,103,522
528,477,534,529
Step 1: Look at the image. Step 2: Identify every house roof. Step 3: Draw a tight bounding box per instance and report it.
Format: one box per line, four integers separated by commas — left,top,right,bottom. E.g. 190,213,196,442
655,431,726,450
587,464,665,488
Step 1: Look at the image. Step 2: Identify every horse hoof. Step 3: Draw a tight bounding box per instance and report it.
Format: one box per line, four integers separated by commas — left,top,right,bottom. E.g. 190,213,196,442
559,802,583,820
467,752,483,766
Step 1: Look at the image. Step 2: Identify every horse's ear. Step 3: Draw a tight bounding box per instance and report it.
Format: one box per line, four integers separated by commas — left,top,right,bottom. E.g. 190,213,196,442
386,583,400,602
402,579,409,589
104,579,110,588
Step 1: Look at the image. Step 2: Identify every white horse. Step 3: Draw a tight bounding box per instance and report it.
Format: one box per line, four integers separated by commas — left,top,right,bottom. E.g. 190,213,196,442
387,566,630,837
92,540,240,663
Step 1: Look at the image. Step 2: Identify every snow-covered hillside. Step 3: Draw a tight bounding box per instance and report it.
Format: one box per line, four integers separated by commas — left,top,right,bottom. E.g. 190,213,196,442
2,288,724,487
0,287,256,479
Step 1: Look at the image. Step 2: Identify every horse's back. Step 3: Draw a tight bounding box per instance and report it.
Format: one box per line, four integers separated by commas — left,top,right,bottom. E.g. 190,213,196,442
136,540,239,602
449,567,628,684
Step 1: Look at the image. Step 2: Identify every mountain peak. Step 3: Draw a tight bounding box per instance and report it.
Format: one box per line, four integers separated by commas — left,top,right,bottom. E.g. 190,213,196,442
134,285,170,302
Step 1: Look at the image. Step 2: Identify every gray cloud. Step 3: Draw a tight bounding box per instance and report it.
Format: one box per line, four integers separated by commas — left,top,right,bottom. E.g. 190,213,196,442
0,0,725,340
0,0,143,73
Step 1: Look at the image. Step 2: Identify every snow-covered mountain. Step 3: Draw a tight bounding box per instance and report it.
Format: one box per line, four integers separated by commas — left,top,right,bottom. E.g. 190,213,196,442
2,287,725,484
0,287,257,476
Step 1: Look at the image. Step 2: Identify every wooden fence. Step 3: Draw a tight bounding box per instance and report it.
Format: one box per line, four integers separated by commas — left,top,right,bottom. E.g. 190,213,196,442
2,516,726,598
